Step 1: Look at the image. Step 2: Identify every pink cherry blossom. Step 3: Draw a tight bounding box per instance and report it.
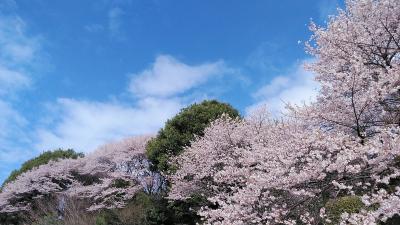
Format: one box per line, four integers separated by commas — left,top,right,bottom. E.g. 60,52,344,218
169,0,400,224
0,135,166,212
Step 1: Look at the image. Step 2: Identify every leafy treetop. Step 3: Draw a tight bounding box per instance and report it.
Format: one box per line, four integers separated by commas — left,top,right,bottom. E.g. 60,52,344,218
145,100,240,172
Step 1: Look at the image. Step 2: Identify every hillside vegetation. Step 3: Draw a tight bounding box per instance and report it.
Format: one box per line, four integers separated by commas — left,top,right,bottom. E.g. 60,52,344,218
2,149,84,187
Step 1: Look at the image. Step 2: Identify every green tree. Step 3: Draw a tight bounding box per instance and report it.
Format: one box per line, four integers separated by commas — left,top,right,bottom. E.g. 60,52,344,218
146,100,240,173
2,149,84,187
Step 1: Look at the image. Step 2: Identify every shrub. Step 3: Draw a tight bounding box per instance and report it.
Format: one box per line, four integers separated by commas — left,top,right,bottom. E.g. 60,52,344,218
95,192,166,225
383,214,400,225
95,210,121,225
18,195,95,225
0,212,24,225
2,149,84,187
70,171,101,186
115,192,154,225
394,155,400,168
325,196,364,224
146,100,240,172
31,215,60,225
103,191,203,225
138,193,202,225
112,179,131,189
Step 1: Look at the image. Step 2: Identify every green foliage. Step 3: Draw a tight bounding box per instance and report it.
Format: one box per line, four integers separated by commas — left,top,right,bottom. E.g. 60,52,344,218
144,195,202,225
95,210,121,225
376,155,400,194
92,191,203,225
71,171,101,186
32,215,60,225
116,192,155,225
0,212,24,225
144,100,239,224
93,192,167,225
394,155,400,168
2,149,84,187
382,214,400,225
112,179,131,188
146,100,240,172
325,195,364,224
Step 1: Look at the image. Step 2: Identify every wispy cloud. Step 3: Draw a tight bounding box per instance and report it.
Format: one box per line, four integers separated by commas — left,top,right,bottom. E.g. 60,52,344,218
0,100,27,140
86,0,132,38
35,55,235,153
108,7,124,39
0,12,44,182
0,14,41,139
246,60,319,117
129,55,229,98
0,16,41,66
0,65,31,95
35,98,181,152
246,42,283,73
0,100,32,165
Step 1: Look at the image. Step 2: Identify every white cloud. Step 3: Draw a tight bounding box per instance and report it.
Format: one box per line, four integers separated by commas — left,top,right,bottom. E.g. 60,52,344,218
0,100,27,139
0,99,33,177
0,15,37,140
0,16,40,65
35,98,181,153
129,55,229,98
0,67,30,94
0,13,43,183
35,55,235,153
0,65,30,95
3,42,35,62
247,60,319,117
253,76,289,98
0,14,39,143
0,15,39,97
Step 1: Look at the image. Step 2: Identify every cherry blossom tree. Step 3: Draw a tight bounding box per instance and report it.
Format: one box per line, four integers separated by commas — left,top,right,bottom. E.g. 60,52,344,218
0,135,166,213
303,0,400,139
169,110,400,224
169,0,400,224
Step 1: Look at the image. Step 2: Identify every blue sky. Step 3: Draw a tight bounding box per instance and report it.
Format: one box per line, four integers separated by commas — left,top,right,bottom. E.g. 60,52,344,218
0,0,343,184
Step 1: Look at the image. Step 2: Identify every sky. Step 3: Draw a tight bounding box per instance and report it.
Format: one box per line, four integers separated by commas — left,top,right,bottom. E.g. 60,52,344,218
0,0,344,184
